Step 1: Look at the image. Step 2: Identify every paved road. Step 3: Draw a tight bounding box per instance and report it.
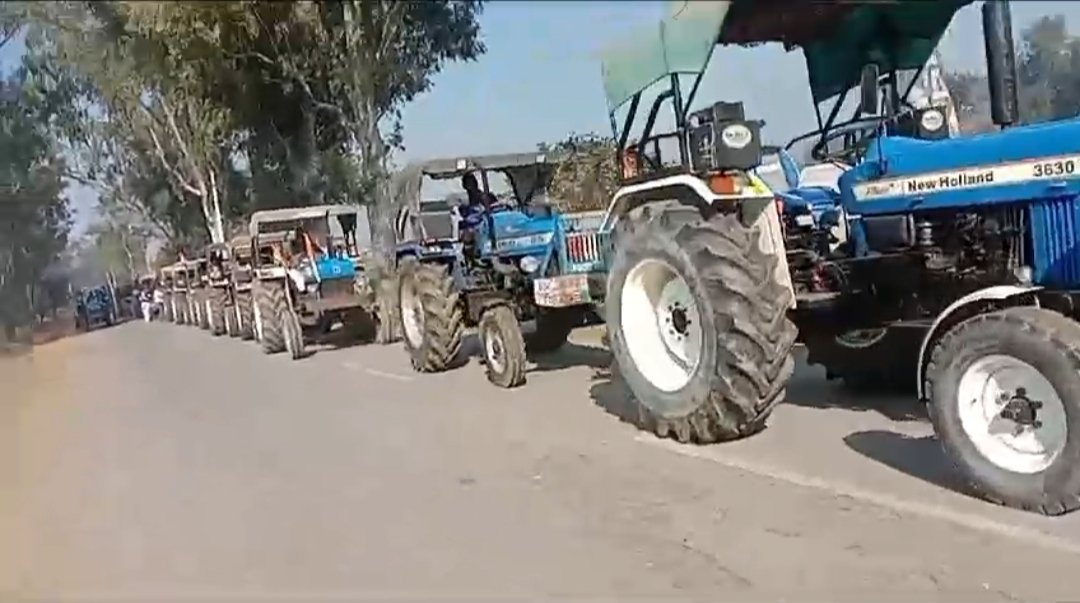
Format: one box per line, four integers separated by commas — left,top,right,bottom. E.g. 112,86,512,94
6,321,1080,601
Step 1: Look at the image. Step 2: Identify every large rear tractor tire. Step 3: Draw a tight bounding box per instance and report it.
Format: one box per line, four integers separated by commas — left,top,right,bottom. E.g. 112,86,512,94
236,291,254,340
254,281,286,354
926,307,1080,515
397,262,464,372
207,288,228,337
803,324,924,394
526,307,578,355
479,304,527,388
605,207,797,444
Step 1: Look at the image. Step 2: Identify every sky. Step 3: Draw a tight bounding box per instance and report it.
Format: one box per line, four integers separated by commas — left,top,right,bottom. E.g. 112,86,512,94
2,1,1079,235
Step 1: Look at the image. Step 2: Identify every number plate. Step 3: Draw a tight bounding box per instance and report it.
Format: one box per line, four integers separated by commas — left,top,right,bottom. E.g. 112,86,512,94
533,274,590,308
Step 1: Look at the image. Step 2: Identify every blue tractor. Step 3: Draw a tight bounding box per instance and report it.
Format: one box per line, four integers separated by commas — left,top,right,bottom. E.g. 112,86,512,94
394,153,607,387
248,205,379,360
775,0,1080,514
597,0,1080,514
75,285,116,331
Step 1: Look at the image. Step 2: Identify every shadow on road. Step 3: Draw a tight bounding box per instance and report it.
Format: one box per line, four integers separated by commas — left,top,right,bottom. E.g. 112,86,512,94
530,343,611,374
843,430,971,496
784,351,927,423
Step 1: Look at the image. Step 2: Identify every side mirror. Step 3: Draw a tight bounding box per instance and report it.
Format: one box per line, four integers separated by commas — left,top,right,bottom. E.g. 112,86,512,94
859,64,881,115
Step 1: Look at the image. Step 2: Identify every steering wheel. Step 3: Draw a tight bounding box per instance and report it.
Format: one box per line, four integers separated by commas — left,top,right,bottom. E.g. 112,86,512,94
809,116,884,163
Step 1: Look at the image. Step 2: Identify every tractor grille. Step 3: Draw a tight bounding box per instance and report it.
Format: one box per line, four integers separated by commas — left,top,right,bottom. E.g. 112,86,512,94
1030,195,1080,287
563,231,609,272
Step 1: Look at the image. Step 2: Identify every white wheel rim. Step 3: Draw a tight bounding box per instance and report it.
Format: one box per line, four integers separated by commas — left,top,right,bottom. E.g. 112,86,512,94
957,354,1068,474
206,300,214,329
235,305,243,330
400,278,424,348
836,328,888,348
253,299,264,341
620,258,702,392
484,322,506,374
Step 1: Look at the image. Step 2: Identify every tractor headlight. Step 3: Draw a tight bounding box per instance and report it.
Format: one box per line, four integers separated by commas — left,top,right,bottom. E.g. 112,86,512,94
720,124,753,149
519,256,541,274
920,109,945,132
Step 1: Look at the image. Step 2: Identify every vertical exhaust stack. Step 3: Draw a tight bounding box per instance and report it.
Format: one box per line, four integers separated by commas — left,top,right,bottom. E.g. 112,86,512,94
982,0,1020,127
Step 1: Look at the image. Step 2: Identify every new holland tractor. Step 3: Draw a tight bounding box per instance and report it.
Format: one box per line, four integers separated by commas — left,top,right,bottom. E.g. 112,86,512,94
248,205,378,360
771,0,1080,515
393,154,607,388
603,0,1080,515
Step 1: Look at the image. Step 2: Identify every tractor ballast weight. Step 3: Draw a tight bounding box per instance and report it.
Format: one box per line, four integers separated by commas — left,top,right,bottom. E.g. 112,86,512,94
248,204,378,360
769,0,1080,515
393,153,607,387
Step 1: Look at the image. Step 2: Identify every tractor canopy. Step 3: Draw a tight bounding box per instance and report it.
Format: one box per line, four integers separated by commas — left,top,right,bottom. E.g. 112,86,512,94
599,0,970,110
249,204,362,236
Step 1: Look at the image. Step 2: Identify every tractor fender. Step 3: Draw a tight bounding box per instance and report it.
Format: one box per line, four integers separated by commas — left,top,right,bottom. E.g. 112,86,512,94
915,285,1042,400
599,174,716,232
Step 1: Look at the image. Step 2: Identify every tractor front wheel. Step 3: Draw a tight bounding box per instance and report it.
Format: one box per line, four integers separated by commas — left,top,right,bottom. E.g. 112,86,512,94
604,207,797,444
480,304,527,388
926,307,1080,515
254,281,286,354
398,262,463,372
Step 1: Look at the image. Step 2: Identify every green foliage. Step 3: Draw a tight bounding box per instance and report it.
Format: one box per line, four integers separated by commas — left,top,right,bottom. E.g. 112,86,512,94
539,133,619,213
0,68,71,328
945,14,1080,132
9,0,486,268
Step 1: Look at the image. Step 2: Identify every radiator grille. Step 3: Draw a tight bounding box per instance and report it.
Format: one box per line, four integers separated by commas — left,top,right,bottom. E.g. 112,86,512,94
1030,196,1080,288
563,231,610,273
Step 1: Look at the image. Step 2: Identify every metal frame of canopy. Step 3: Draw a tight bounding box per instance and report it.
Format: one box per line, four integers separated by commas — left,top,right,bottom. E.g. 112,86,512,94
598,0,972,170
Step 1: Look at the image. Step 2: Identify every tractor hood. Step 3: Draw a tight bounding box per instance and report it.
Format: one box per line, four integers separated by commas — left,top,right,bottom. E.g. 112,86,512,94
484,210,559,256
839,117,1080,214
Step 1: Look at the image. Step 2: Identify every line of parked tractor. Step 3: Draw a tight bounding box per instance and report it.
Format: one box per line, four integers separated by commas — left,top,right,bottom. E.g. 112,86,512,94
144,0,1080,517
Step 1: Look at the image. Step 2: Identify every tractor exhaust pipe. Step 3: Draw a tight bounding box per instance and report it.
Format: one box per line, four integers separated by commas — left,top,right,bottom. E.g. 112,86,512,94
982,0,1019,127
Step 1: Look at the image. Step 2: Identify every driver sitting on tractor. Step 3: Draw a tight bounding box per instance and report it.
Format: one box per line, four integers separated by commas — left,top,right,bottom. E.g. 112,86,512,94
459,172,503,231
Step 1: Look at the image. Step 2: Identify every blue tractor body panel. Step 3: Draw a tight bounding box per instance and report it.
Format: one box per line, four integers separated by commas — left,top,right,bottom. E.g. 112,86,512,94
825,118,1080,289
314,255,356,281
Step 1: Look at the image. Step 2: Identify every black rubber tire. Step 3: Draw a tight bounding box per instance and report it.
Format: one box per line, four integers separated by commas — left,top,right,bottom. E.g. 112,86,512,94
173,292,188,325
195,290,211,330
255,281,286,354
223,296,238,337
236,291,254,340
398,262,464,372
605,207,797,444
479,304,527,388
804,325,923,394
926,306,1080,516
526,308,578,354
208,288,228,336
282,309,306,360
162,294,174,322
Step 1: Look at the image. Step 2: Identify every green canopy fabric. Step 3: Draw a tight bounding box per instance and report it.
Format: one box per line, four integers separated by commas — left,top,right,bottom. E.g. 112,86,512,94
802,0,971,102
599,1,731,112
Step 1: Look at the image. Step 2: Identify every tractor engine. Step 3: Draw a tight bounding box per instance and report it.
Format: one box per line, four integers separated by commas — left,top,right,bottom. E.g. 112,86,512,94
794,202,1033,327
